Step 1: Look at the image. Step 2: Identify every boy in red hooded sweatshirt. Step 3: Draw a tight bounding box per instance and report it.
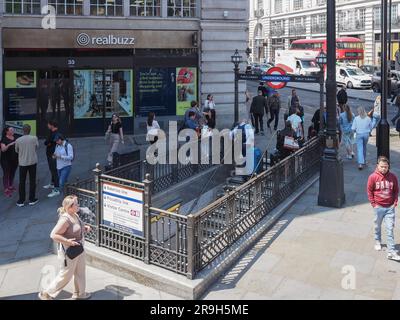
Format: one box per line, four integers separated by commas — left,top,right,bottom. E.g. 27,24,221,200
367,156,400,261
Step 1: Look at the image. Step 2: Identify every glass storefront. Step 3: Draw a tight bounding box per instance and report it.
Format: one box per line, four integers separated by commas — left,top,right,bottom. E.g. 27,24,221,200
3,48,198,137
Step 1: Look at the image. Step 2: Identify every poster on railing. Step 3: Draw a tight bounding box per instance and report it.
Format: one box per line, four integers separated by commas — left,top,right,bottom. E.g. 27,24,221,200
102,182,144,237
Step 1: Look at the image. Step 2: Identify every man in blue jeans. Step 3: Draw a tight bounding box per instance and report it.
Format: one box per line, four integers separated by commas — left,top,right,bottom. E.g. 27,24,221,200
48,134,73,197
367,156,400,261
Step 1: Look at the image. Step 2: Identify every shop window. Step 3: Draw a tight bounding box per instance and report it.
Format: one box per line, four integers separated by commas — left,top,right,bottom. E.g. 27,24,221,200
167,0,197,18
73,70,133,120
130,0,161,16
5,0,41,14
48,0,83,15
90,0,123,16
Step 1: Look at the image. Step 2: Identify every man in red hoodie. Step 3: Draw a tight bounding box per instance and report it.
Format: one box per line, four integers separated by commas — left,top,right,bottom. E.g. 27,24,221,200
367,156,400,261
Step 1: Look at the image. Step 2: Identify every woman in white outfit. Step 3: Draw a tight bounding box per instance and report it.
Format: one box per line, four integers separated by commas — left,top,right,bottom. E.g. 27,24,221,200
105,113,124,166
146,112,160,145
38,195,91,300
351,106,372,170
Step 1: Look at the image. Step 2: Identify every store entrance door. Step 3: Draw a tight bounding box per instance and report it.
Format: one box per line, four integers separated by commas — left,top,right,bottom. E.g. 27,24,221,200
37,69,73,137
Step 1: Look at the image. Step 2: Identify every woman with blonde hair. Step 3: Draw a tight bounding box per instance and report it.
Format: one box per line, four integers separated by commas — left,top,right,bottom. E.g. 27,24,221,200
38,195,92,300
351,106,372,170
105,113,124,166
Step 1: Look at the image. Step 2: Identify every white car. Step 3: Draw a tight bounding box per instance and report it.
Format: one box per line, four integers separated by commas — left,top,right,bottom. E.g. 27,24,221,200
336,66,372,89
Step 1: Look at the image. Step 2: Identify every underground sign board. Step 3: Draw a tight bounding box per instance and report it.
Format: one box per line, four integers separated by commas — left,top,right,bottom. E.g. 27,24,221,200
264,67,289,90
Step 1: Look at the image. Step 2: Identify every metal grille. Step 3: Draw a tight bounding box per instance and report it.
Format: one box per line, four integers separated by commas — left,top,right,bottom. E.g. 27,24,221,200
149,207,189,275
191,137,321,273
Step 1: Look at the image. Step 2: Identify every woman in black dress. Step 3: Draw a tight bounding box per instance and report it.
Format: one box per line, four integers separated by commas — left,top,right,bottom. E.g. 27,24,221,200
1,126,18,197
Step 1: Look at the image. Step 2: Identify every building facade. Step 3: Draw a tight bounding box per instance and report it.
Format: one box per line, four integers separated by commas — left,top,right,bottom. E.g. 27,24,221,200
1,0,248,136
249,0,400,67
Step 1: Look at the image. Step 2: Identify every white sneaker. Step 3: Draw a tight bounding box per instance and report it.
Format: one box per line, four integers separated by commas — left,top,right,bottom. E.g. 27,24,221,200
43,184,54,189
38,291,53,300
47,190,61,198
374,241,382,251
387,251,400,261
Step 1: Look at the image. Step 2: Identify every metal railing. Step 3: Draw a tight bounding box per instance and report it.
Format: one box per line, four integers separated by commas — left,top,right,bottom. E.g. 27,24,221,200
67,137,321,278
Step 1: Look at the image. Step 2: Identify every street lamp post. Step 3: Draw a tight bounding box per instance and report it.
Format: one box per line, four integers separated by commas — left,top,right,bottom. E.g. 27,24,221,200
231,49,243,125
316,51,327,134
377,0,390,159
318,0,345,208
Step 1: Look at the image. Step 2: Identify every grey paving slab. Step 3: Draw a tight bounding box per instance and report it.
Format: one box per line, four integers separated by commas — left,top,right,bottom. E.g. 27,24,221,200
20,223,54,243
14,240,52,260
0,219,30,242
271,278,323,300
319,288,355,300
330,250,377,275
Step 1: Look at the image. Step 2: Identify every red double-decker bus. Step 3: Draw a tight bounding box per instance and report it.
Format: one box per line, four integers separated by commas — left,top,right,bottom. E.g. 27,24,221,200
290,37,364,65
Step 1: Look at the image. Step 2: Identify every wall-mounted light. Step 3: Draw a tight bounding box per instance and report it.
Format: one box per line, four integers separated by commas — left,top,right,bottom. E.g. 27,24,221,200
223,11,228,18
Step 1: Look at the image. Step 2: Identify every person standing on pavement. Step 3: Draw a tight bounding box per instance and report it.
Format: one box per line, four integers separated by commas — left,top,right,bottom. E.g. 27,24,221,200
43,120,59,191
15,124,39,207
1,126,18,197
339,104,355,160
250,90,267,135
257,82,268,97
48,134,74,197
367,156,400,261
105,113,124,166
287,89,300,110
146,112,160,145
391,94,400,126
371,95,382,130
351,107,372,170
38,195,92,300
204,94,216,127
245,90,254,126
337,85,348,111
267,91,281,131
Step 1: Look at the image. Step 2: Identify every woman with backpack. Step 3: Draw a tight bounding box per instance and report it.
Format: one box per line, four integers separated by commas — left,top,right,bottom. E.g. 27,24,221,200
105,113,124,166
38,195,92,300
47,134,73,198
339,104,355,160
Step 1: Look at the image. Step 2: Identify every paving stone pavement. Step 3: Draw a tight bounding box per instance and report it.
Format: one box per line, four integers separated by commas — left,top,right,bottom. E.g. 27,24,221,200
1,113,400,299
203,133,400,300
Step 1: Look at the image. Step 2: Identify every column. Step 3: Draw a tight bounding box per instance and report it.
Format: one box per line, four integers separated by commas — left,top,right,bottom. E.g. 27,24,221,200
162,0,168,18
84,0,90,16
124,0,130,17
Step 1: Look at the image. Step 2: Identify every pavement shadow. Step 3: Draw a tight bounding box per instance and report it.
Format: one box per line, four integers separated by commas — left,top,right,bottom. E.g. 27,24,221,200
1,285,136,301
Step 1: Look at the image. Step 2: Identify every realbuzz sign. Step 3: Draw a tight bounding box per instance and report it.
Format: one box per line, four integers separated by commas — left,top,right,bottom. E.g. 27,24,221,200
92,35,135,45
76,33,135,47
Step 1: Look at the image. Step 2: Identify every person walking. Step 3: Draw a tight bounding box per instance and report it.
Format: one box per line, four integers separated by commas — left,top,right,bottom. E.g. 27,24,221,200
337,85,348,111
245,90,253,126
391,94,400,126
351,107,372,170
287,89,300,110
371,95,382,130
1,126,18,197
257,82,268,97
15,124,39,207
105,113,124,166
48,134,74,197
367,156,400,261
38,195,92,300
204,94,216,127
287,107,304,141
43,120,59,191
267,91,281,131
339,104,355,160
250,90,267,135
146,112,160,145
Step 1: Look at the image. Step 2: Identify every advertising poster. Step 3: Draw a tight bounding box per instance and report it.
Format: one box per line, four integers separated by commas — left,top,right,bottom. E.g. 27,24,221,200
102,182,144,237
176,67,197,116
74,70,133,119
135,68,176,116
5,89,37,118
5,71,36,89
5,120,37,137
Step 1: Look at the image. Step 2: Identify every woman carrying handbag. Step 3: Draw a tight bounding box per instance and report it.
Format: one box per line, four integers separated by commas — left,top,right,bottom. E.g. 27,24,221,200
105,113,124,166
38,195,92,300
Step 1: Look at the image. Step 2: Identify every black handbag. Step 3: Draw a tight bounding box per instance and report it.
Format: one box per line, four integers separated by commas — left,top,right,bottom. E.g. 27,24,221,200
65,244,84,260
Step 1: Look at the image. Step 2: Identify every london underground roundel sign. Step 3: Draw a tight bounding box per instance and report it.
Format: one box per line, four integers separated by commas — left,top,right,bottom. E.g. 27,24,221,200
265,67,287,90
